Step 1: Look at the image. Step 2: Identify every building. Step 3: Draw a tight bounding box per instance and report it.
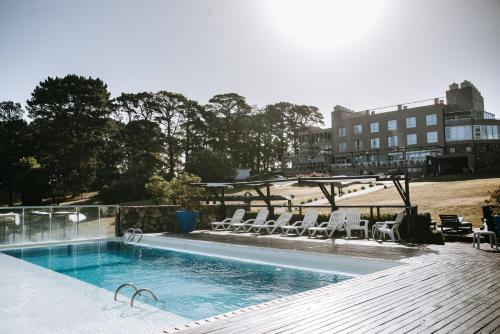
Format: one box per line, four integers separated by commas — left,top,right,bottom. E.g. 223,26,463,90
292,81,500,175
288,127,332,173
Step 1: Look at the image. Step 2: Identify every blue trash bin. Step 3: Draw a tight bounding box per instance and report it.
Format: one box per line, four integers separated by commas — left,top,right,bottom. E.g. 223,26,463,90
176,211,199,233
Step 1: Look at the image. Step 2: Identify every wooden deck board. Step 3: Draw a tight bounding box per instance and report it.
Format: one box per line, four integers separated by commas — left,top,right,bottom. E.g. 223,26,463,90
163,237,500,334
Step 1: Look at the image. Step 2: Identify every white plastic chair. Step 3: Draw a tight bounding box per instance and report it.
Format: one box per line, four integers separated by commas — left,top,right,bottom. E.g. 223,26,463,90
211,209,245,231
231,208,269,232
280,210,318,236
373,211,405,241
473,219,499,250
308,211,346,238
344,209,369,239
250,212,293,234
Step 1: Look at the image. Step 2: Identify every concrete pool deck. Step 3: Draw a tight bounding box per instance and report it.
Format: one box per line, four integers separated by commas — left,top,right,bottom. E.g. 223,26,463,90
0,251,188,334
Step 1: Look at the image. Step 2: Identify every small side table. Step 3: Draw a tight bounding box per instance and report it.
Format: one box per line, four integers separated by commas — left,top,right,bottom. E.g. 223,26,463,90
473,231,499,251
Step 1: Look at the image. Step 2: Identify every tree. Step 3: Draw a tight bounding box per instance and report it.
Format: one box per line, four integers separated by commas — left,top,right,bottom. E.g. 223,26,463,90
287,104,324,154
27,75,113,197
206,93,253,167
185,149,235,182
0,101,30,205
113,92,157,122
122,119,165,195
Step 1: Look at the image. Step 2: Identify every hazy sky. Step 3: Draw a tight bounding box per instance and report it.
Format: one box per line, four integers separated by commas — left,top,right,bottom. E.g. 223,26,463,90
1,0,499,126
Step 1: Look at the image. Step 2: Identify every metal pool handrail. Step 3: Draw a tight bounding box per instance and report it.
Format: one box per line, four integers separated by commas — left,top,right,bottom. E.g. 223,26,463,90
130,288,159,307
114,283,141,301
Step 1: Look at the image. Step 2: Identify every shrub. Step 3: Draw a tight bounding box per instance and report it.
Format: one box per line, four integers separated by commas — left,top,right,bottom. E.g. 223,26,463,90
314,198,318,201
307,199,313,203
384,185,388,189
166,173,204,211
348,190,351,193
353,189,357,192
361,186,366,190
369,183,374,188
145,176,172,204
300,201,305,205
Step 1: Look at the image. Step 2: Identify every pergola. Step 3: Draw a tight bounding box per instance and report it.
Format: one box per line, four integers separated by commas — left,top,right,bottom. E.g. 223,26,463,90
192,174,411,216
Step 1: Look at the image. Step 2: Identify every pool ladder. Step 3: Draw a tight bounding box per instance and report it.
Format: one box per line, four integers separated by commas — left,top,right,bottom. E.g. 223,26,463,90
124,228,143,243
114,283,159,307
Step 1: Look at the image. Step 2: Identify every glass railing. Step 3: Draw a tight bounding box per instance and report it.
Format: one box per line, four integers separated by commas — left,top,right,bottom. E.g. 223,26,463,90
0,205,118,246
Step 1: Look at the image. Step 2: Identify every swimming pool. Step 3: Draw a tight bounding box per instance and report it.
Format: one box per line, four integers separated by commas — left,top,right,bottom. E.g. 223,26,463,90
2,241,350,320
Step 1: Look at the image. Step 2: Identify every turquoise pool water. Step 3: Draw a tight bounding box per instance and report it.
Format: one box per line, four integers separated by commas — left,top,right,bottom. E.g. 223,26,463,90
2,241,350,320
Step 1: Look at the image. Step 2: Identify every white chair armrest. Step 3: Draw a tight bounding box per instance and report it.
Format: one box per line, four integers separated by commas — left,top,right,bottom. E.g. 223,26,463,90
360,219,369,226
265,220,276,225
317,222,329,228
243,218,255,224
291,221,303,226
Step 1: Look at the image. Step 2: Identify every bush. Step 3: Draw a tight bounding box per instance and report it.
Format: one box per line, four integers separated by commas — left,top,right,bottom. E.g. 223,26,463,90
307,199,313,203
353,189,357,192
348,190,351,193
384,185,388,189
314,198,318,201
361,186,366,190
369,183,374,188
145,176,172,204
300,201,305,205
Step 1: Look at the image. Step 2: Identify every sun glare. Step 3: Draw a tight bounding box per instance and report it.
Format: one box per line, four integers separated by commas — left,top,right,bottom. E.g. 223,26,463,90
267,0,386,50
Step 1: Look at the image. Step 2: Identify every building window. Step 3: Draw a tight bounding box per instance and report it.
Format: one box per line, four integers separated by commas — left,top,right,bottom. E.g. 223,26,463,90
445,126,473,141
427,131,438,143
370,138,380,149
388,135,398,147
353,124,362,135
465,146,472,152
339,142,347,152
354,139,363,150
406,117,416,128
473,125,500,140
426,114,437,126
388,120,397,131
449,147,456,153
339,127,346,137
370,122,379,133
406,134,417,145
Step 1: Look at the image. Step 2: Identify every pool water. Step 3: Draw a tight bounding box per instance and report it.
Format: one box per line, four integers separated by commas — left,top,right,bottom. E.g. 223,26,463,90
2,241,350,320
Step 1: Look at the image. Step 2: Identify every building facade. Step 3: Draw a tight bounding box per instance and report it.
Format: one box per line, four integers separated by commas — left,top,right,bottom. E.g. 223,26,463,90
293,81,500,175
288,127,333,173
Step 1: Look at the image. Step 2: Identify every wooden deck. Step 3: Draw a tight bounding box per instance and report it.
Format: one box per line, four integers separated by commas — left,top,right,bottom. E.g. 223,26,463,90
163,234,499,334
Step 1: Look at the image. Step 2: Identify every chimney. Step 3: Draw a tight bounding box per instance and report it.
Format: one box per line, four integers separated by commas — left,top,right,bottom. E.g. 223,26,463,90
397,104,402,111
434,98,439,104
403,106,408,110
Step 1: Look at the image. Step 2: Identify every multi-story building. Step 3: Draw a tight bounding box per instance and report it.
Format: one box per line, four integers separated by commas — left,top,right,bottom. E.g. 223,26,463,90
292,81,500,175
288,127,332,173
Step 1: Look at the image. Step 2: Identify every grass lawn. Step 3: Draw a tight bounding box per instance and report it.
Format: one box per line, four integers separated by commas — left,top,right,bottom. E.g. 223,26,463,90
338,176,500,226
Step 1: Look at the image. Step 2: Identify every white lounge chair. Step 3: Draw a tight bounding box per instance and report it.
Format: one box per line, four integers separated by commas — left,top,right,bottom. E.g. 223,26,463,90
373,210,405,241
280,210,318,236
308,210,346,238
231,208,269,232
250,212,293,234
344,209,369,239
211,209,245,231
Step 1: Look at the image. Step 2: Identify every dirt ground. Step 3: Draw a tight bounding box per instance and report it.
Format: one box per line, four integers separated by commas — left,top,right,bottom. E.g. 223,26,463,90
339,177,499,226
229,177,500,226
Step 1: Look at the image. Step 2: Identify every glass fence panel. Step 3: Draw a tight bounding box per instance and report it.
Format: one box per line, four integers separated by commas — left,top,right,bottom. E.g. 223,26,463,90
77,207,99,240
0,208,23,245
25,208,51,243
99,206,118,238
0,206,118,246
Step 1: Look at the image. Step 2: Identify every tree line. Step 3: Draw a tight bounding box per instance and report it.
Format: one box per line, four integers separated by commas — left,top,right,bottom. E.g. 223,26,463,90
0,74,323,205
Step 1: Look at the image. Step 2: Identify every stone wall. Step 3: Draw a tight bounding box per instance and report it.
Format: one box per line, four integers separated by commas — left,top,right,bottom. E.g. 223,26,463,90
118,204,250,235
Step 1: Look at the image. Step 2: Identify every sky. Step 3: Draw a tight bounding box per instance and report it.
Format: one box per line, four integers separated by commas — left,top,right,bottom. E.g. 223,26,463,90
1,0,500,126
